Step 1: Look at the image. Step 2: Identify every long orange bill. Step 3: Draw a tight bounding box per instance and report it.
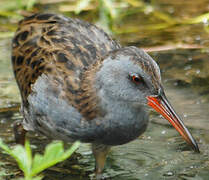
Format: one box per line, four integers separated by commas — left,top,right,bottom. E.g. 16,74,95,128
147,93,200,153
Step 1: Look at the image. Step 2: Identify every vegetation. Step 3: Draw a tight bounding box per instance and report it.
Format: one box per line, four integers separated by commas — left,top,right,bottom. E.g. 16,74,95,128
0,0,208,37
0,139,80,180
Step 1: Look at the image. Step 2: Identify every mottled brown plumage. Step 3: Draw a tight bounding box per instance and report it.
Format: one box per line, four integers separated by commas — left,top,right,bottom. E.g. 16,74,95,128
12,13,120,120
12,13,199,179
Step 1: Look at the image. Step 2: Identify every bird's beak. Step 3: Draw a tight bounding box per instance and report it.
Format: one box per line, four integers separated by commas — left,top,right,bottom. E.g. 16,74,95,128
147,93,200,153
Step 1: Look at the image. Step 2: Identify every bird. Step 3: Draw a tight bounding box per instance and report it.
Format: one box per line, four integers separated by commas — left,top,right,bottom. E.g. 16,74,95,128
11,13,199,179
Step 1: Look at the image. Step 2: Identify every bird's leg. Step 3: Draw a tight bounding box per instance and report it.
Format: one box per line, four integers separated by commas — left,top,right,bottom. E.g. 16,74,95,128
13,120,27,145
92,143,110,180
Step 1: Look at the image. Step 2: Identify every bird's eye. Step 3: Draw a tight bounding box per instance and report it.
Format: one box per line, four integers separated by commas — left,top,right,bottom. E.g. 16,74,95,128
131,75,142,84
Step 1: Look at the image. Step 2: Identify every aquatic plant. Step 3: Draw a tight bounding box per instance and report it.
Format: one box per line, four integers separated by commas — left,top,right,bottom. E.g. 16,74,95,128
0,139,80,180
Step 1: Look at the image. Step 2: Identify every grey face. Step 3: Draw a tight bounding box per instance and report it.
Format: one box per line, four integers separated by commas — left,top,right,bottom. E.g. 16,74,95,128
95,47,161,107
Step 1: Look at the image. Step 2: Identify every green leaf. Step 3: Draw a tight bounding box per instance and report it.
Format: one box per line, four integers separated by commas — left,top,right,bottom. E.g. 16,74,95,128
31,141,80,176
0,139,30,176
0,138,80,179
12,145,30,176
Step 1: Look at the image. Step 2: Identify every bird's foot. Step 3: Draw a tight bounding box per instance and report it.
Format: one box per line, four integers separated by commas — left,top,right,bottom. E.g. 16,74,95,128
13,120,27,145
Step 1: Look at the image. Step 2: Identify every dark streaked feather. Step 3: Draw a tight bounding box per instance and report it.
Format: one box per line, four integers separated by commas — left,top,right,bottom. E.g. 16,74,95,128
12,13,121,120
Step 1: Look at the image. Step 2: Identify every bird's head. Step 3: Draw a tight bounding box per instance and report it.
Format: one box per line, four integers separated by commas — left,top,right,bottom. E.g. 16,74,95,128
95,46,199,152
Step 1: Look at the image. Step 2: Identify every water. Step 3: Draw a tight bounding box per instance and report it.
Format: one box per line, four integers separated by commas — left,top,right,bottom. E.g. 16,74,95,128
0,1,209,179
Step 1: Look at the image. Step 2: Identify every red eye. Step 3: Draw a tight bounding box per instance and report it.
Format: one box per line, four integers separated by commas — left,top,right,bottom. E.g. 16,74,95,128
132,75,142,84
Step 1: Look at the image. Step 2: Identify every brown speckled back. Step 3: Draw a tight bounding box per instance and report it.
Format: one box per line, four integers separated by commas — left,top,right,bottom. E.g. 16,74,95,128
12,13,120,119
